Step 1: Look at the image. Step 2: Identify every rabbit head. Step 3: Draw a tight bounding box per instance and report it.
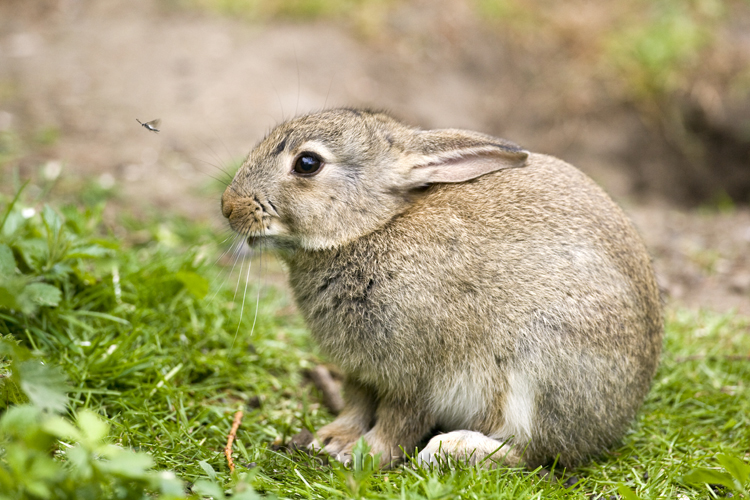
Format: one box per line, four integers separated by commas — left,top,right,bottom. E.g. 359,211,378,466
221,108,528,250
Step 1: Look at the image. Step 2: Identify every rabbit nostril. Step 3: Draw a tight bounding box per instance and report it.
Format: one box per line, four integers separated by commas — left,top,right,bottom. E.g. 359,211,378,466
221,198,234,219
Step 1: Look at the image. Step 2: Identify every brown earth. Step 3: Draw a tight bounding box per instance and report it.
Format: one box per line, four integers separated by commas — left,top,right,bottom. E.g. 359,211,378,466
1,0,749,315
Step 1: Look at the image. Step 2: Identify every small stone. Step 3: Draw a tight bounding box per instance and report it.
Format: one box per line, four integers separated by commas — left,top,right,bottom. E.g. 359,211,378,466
537,468,553,482
564,476,579,488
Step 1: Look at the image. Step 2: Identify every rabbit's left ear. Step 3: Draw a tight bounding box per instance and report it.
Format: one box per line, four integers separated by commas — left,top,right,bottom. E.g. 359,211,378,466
404,129,528,186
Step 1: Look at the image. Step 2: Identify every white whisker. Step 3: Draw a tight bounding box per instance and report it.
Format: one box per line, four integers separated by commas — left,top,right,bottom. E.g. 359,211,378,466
232,242,254,349
232,241,248,302
274,86,285,122
294,45,300,118
207,234,243,303
212,232,240,266
249,231,265,338
324,74,335,109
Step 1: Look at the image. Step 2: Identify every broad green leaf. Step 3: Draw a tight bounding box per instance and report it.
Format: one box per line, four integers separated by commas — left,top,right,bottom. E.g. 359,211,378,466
192,479,224,498
0,405,41,436
616,484,643,500
24,283,61,307
42,205,62,240
41,415,82,442
1,209,24,237
98,443,129,459
231,489,262,500
157,471,186,497
0,258,25,312
0,466,15,492
65,244,112,260
26,454,61,482
0,338,30,361
89,238,119,250
198,460,217,482
49,262,73,277
24,478,53,499
0,244,14,277
100,451,154,479
717,454,750,486
76,410,109,443
17,360,69,413
0,279,43,315
65,446,93,480
683,467,736,489
0,285,19,310
15,238,47,271
175,270,209,299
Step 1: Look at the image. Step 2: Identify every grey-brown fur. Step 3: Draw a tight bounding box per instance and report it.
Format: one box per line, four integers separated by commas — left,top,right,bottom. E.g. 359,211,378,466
222,108,663,468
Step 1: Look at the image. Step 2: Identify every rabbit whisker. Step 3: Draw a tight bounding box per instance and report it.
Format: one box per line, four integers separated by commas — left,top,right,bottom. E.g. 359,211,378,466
213,232,239,262
231,238,249,302
248,230,265,339
183,148,234,187
274,86,285,123
232,241,254,350
207,233,243,304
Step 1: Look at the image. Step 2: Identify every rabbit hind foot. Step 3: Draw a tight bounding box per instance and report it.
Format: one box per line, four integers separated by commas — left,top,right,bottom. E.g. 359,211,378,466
416,430,522,469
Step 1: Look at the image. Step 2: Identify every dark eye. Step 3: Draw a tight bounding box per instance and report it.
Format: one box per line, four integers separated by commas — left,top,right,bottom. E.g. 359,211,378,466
293,153,323,176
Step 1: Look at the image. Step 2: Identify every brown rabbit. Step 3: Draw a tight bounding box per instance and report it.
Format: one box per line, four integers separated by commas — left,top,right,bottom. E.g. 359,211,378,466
221,108,663,469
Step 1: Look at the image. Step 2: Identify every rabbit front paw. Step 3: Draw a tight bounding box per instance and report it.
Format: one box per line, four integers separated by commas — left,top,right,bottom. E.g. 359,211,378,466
309,419,365,460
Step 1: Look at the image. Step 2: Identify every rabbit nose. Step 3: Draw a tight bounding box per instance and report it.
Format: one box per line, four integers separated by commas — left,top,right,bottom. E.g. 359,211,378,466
221,190,234,219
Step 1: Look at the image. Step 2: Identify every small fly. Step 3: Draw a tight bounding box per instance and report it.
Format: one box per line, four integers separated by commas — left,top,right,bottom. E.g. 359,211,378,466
136,118,161,133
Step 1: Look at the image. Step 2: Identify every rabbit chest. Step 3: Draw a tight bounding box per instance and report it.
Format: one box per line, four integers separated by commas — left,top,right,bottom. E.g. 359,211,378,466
284,238,448,387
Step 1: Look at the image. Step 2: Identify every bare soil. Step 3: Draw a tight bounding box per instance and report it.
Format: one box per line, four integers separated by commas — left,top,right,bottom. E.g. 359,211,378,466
1,0,748,315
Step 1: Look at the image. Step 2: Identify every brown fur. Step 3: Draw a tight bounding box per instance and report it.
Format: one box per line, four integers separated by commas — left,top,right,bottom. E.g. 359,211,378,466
222,108,663,468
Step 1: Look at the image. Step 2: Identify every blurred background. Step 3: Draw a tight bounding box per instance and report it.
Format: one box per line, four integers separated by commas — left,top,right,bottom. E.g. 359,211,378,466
1,0,749,312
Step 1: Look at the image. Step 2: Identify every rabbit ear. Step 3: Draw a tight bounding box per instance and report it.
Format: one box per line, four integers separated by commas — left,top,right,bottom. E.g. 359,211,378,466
405,129,529,186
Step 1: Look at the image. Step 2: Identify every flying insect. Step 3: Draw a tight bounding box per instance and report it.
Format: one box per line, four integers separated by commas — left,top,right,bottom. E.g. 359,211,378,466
136,118,161,133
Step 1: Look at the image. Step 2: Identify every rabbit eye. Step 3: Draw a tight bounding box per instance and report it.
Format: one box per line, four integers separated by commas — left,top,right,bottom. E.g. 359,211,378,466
293,153,323,176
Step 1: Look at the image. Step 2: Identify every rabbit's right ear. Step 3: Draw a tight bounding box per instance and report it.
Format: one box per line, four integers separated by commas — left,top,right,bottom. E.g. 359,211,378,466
402,129,529,187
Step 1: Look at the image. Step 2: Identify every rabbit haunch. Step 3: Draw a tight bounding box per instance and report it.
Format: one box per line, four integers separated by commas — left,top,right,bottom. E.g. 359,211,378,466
222,108,663,469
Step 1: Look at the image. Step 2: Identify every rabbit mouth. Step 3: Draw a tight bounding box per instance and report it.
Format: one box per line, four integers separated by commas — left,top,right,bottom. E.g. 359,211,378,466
245,233,298,253
243,223,285,246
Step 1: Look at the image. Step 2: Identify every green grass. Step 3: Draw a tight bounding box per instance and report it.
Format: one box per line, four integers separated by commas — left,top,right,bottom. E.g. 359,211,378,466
1,187,749,499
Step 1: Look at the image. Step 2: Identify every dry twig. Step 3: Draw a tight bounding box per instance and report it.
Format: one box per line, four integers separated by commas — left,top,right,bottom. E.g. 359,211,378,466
225,410,244,473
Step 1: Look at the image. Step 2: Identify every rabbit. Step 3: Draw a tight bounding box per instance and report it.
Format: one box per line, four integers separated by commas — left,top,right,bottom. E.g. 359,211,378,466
221,107,663,469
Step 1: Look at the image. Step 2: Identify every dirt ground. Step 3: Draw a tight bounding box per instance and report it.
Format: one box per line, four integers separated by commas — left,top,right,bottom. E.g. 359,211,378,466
1,0,749,315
